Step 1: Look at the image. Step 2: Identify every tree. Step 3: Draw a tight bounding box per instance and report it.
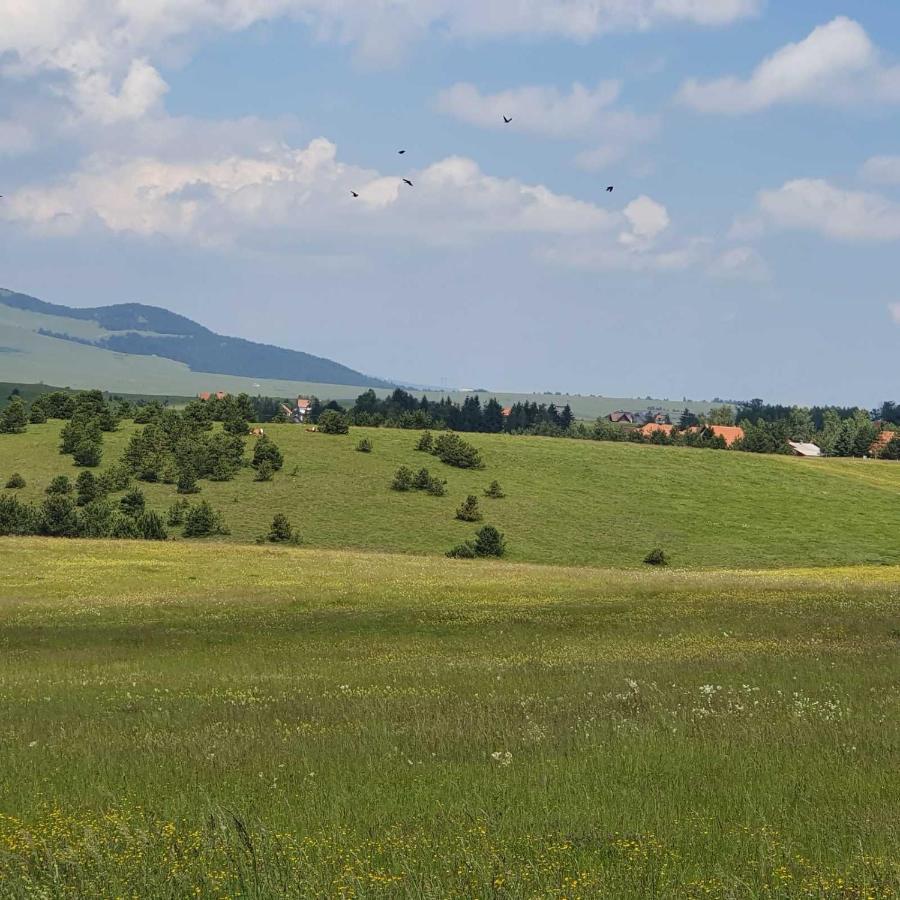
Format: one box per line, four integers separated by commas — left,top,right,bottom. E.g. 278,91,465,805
167,498,190,526
28,402,48,425
223,414,250,436
644,548,670,566
254,460,274,482
120,488,146,517
46,475,72,496
317,410,349,434
482,399,505,433
252,435,283,472
136,511,168,541
177,466,200,495
5,473,25,490
0,398,28,434
706,405,735,426
679,408,699,429
73,438,102,467
38,495,79,537
183,501,229,537
559,404,574,431
75,471,99,507
391,466,414,491
484,480,505,499
356,438,373,453
267,513,299,544
455,495,482,522
78,499,115,538
415,431,434,452
880,434,900,460
473,525,505,558
0,494,37,536
432,433,484,469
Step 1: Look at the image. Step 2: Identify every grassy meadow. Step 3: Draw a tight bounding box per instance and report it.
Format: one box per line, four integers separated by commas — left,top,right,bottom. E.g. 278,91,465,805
1,421,900,568
0,540,897,897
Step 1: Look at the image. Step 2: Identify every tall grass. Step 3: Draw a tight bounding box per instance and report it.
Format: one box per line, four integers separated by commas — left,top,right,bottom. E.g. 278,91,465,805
0,539,897,897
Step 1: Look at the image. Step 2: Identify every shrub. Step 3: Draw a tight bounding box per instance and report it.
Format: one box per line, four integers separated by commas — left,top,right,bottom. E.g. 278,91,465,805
5,473,25,490
267,513,300,544
96,463,131,494
29,404,47,425
317,410,349,435
223,415,250,436
432,432,483,469
356,438,373,453
643,548,670,567
391,466,415,492
136,511,168,541
73,438,102,467
120,488,146,518
484,480,505,499
881,434,900,460
0,494,37,536
252,435,283,472
78,499,115,538
167,498,190,526
455,494,482,522
415,431,434,452
38,495,79,537
46,475,72,496
426,478,446,497
177,466,200,495
473,524,505,558
413,468,434,490
75,471,99,507
446,541,477,559
109,514,141,539
254,460,274,482
0,398,28,434
183,501,229,537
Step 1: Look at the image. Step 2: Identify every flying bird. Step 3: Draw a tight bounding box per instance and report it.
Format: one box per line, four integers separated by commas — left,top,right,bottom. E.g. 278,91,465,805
503,116,512,124
402,179,414,187
398,150,406,155
606,186,614,193
350,191,359,198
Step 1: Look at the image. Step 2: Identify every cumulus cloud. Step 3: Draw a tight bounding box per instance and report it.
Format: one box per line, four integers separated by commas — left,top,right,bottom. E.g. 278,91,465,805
707,246,769,281
677,17,900,114
1,138,620,247
754,179,900,242
889,303,900,324
860,155,900,185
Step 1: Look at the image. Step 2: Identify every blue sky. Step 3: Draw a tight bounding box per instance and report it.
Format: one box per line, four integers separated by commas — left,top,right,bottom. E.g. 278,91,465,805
1,1,899,405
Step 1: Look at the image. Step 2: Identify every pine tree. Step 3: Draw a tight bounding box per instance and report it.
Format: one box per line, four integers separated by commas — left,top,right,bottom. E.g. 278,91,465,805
0,398,28,434
75,471,99,507
455,495,482,522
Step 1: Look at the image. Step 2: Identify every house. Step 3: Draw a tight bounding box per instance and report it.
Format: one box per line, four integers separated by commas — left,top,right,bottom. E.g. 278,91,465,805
788,441,822,458
215,391,227,401
608,411,637,424
501,407,512,418
197,392,211,401
685,424,745,446
639,422,674,438
871,431,897,457
280,397,313,423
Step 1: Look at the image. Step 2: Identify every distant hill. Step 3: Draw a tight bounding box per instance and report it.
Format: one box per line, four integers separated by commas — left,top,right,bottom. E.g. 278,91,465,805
0,288,393,389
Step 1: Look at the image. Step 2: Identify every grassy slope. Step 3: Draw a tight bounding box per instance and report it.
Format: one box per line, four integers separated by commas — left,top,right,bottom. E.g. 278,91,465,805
0,540,896,897
2,422,899,568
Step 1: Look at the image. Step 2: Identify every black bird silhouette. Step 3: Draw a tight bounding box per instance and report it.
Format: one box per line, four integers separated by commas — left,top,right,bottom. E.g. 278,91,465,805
350,191,359,198
606,186,614,192
402,178,414,187
503,116,512,124
398,149,406,155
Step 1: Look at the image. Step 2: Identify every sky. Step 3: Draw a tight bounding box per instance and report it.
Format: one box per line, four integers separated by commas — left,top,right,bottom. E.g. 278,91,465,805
1,1,899,406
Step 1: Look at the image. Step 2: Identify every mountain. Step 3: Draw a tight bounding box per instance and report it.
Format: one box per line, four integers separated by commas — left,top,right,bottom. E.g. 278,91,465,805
0,289,393,389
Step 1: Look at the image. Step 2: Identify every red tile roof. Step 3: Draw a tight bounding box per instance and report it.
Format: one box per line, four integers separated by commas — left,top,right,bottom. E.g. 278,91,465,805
501,407,512,417
709,425,744,446
639,422,674,437
297,398,311,409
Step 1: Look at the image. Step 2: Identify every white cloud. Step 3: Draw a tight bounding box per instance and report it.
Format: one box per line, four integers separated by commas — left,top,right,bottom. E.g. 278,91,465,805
860,155,900,185
707,246,769,281
621,195,670,241
755,178,900,242
1,138,619,246
889,303,900,324
677,17,900,114
0,120,34,156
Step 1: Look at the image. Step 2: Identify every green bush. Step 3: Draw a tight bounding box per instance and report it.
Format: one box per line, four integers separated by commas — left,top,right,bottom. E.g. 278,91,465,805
267,513,300,544
644,548,670,567
415,431,434,452
75,471,100,507
426,478,446,497
28,404,47,425
252,435,284,472
78,499,116,538
432,433,483,469
356,438,373,453
110,515,141,539
413,468,433,490
136,511,168,541
391,466,415,492
473,525,505,558
46,475,72,496
96,463,131,494
317,410,349,435
5,473,25,490
254,460,275,482
73,438,102,467
446,541,476,559
455,495,482,522
484,480,505,499
0,398,28,434
0,494,37,536
120,488,146,518
38,495,79,537
177,466,200,495
167,498,190,526
183,501,229,538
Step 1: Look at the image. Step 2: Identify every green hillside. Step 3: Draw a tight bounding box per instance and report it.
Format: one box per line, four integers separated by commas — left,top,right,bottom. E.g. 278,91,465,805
2,422,899,568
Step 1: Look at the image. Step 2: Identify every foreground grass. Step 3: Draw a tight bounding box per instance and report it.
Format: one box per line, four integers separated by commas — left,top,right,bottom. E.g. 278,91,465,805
2,422,900,568
0,538,897,898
